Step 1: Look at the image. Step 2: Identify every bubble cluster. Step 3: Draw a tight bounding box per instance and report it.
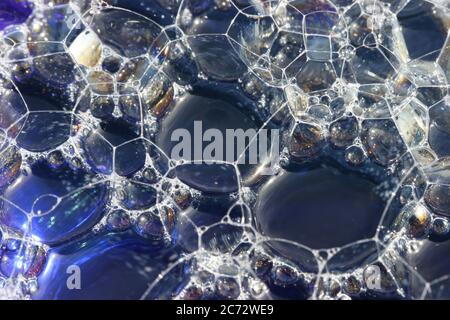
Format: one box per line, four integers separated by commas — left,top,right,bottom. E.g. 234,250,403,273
0,0,449,300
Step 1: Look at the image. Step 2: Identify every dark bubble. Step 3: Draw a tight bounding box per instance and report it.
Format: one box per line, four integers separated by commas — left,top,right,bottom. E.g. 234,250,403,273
90,96,115,119
329,116,359,148
255,162,385,249
106,209,131,232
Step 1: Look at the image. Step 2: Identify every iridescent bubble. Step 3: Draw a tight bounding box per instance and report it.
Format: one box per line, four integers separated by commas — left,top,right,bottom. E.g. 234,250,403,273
0,161,109,245
106,209,131,232
0,145,22,189
329,116,359,149
287,120,325,160
361,119,406,166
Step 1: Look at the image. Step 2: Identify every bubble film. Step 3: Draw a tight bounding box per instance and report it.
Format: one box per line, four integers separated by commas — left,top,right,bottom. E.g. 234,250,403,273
0,0,449,300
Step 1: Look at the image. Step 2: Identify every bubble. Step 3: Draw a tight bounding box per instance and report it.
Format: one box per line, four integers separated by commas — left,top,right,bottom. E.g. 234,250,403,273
344,145,366,166
362,120,406,166
90,96,115,119
33,233,183,299
432,217,450,238
118,89,141,122
0,1,33,31
0,145,22,189
106,209,131,232
33,54,77,86
0,161,109,245
251,254,273,279
118,181,156,211
215,277,240,299
187,35,247,81
87,71,114,95
16,113,72,152
362,263,397,296
47,150,65,168
343,275,361,295
82,120,146,176
424,184,450,217
397,0,447,61
102,55,122,74
407,239,450,283
142,167,159,184
329,116,359,149
156,91,258,192
270,263,299,287
32,194,59,216
0,0,449,301
0,242,45,279
68,29,102,68
90,8,166,58
396,202,432,239
178,284,204,300
287,120,325,160
134,212,166,242
254,162,385,249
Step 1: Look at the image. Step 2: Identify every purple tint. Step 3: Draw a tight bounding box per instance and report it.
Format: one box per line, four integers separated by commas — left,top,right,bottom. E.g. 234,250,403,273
0,0,33,30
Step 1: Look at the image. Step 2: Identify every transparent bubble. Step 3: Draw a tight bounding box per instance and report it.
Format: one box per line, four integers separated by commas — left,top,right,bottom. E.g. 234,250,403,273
0,0,449,301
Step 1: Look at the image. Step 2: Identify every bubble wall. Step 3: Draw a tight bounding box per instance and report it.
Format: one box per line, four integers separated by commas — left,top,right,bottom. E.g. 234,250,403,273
0,0,449,300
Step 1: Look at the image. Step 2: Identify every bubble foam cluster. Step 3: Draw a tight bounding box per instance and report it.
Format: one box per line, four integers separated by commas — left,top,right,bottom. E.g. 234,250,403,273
0,0,449,300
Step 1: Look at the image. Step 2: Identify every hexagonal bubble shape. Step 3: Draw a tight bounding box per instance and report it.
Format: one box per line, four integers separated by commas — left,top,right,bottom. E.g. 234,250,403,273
82,119,147,176
177,0,238,35
351,47,398,84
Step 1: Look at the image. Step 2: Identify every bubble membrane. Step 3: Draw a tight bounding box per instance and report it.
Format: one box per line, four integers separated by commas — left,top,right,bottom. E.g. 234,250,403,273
0,0,449,300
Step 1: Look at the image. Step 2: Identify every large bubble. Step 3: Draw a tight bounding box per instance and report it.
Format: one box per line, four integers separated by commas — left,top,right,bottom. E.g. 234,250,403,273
0,0,449,300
